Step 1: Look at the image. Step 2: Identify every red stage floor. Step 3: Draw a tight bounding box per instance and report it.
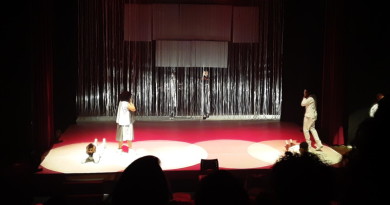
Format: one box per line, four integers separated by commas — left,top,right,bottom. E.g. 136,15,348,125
37,120,342,174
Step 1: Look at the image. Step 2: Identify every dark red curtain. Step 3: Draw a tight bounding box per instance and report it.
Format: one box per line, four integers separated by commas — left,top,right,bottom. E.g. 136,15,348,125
320,0,346,145
31,0,55,157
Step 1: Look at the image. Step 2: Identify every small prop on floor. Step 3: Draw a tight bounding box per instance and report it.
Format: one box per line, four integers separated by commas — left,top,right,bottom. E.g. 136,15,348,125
82,138,106,164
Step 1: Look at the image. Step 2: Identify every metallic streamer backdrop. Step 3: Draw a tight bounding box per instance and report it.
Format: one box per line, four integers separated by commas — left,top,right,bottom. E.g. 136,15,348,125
76,0,283,120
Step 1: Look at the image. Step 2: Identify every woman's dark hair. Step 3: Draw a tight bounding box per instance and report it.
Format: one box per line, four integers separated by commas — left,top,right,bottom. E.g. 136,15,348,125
119,91,131,101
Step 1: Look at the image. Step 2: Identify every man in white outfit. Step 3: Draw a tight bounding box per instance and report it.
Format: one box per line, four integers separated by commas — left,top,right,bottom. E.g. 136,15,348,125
369,92,384,117
301,89,323,151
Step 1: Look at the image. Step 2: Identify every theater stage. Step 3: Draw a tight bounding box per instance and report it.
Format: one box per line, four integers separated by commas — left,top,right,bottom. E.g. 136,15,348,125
32,119,343,197
38,119,342,174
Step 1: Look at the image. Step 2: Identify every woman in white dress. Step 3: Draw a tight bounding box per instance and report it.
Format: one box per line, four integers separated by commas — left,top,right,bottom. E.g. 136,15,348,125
116,91,136,153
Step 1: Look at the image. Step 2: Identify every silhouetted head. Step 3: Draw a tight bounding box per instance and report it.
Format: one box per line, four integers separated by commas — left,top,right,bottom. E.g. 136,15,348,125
194,170,250,205
271,152,334,205
110,155,172,205
299,141,309,154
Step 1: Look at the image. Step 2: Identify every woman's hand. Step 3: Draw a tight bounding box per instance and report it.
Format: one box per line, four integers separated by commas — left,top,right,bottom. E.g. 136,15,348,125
128,103,136,112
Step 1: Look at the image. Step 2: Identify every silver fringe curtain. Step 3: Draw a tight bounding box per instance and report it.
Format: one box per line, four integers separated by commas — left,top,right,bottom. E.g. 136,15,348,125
77,0,284,120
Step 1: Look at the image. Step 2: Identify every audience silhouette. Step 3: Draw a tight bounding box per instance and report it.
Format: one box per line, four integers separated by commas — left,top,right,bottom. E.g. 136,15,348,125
29,92,390,205
299,141,309,154
269,151,336,205
340,93,389,204
194,170,250,205
107,155,172,205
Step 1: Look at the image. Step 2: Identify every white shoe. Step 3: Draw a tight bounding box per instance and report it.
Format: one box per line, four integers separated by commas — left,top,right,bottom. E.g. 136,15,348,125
315,145,323,151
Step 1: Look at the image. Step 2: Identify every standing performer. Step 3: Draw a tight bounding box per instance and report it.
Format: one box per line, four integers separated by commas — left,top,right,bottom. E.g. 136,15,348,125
301,89,323,151
369,92,385,118
202,70,210,119
169,68,177,119
116,90,136,154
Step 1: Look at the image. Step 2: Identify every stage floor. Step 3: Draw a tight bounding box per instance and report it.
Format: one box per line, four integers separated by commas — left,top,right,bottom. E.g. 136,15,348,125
37,120,342,174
